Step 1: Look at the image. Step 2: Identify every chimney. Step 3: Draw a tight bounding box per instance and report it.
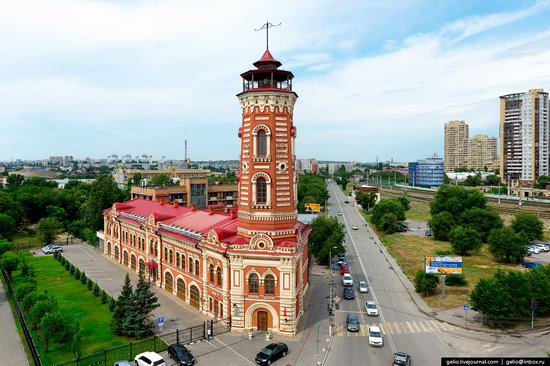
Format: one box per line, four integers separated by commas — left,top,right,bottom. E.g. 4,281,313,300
229,209,236,219
191,203,197,211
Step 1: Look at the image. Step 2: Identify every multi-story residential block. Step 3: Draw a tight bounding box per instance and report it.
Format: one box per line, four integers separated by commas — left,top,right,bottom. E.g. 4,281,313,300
101,48,310,335
408,156,445,187
468,134,498,172
444,120,469,172
500,89,549,184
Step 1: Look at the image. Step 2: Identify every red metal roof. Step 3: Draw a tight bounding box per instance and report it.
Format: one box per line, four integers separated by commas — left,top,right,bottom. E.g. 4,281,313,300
253,50,282,68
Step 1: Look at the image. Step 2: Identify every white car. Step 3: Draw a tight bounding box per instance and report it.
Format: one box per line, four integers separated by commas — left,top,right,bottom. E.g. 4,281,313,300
368,325,384,347
342,273,353,287
43,245,63,254
352,225,358,230
365,301,379,316
534,243,550,252
529,246,542,254
358,281,369,293
337,212,343,216
134,352,167,366
41,244,55,253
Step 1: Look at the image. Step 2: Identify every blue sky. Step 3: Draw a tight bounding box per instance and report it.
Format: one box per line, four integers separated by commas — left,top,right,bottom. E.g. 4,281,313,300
2,0,550,163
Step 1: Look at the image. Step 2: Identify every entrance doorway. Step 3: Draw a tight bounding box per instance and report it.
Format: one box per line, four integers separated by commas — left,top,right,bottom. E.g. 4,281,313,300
190,285,200,310
257,310,268,331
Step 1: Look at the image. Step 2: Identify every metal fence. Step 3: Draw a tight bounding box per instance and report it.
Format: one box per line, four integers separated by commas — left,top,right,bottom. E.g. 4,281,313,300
1,269,43,366
14,236,77,252
211,318,231,336
51,324,206,366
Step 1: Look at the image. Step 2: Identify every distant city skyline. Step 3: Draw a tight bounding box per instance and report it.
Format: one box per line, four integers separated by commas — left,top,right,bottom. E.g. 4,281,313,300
2,1,550,162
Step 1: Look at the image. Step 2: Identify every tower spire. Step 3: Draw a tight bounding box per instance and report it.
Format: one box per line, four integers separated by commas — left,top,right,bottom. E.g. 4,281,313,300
254,21,281,50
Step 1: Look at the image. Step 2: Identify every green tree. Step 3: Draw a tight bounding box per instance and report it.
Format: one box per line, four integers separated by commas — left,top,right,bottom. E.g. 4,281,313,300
131,172,144,187
308,215,345,265
414,270,438,297
430,185,486,216
36,217,63,245
71,321,82,358
111,273,133,334
297,174,329,213
535,175,550,189
370,199,406,233
80,271,87,284
488,227,529,263
485,174,501,186
150,174,172,187
449,226,482,255
93,283,100,297
511,212,544,241
101,289,108,304
46,205,68,225
469,276,508,319
83,175,127,234
0,213,17,239
355,191,377,211
123,273,160,338
15,282,37,301
428,212,455,241
109,297,116,312
396,196,410,210
87,278,93,290
1,252,19,278
41,311,65,352
20,255,34,278
463,173,482,187
0,240,12,257
6,174,25,189
28,298,58,332
74,269,81,281
459,207,503,242
20,292,49,312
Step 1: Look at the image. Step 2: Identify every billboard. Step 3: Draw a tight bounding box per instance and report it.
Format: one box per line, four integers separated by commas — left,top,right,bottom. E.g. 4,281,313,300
304,203,321,213
424,256,463,275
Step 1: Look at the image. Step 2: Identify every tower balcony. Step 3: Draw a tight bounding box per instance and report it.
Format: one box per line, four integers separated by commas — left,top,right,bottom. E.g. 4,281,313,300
243,79,292,92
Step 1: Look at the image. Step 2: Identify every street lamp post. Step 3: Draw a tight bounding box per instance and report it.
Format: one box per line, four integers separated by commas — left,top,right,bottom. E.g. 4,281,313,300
531,300,538,330
328,246,337,336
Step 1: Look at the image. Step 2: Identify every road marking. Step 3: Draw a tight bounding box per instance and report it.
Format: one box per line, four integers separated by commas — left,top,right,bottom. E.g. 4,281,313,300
406,321,415,333
331,185,397,353
430,320,441,332
412,321,422,332
419,321,429,332
211,338,256,365
423,320,433,332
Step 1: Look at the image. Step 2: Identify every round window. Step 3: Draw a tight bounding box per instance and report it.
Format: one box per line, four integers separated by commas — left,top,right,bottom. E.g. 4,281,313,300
257,241,266,249
278,162,287,171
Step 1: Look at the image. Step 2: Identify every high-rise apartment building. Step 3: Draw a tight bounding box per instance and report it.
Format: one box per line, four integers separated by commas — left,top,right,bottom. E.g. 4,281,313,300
500,89,549,183
468,135,498,172
444,120,469,172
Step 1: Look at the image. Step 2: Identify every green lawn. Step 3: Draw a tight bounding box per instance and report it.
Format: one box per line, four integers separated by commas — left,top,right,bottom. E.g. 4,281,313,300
11,233,43,250
378,232,521,310
405,200,431,222
11,254,134,365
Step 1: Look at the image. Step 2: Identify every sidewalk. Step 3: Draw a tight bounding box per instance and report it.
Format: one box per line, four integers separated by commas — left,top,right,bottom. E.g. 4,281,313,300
0,279,30,366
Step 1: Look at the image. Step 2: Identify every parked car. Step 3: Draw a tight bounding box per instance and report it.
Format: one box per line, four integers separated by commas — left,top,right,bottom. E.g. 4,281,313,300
533,243,550,252
340,264,350,275
358,280,369,293
345,200,350,203
337,211,343,216
342,273,353,287
337,253,346,261
392,352,412,366
529,246,542,254
522,262,543,269
396,223,407,232
346,313,360,332
425,229,433,237
365,301,379,316
134,352,167,366
41,244,55,253
168,344,195,366
343,287,355,300
113,361,131,366
255,342,288,366
368,325,384,347
352,225,358,230
43,245,63,254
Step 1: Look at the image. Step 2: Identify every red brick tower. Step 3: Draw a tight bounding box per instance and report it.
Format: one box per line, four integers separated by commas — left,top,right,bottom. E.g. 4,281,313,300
236,50,298,244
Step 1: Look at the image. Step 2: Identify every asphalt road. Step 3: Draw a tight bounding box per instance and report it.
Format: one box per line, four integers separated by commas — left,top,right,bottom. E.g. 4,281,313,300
323,181,550,365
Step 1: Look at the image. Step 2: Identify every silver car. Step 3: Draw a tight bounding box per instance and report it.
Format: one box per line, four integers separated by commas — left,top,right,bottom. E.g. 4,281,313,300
358,281,369,293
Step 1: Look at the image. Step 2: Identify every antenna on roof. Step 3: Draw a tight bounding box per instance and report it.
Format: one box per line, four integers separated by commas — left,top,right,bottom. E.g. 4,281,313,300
255,20,281,50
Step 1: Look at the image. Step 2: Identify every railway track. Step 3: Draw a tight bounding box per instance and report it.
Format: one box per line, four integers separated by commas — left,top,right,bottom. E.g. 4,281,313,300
380,187,550,220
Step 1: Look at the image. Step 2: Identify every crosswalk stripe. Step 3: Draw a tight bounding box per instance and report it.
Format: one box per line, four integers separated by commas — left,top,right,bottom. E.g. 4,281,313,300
384,322,394,334
430,320,441,332
394,322,402,334
406,321,415,333
419,321,429,332
412,321,422,333
423,320,433,332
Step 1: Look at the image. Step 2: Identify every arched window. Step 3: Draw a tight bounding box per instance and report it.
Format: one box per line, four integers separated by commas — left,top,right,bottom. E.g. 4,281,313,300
176,253,180,267
181,255,186,270
216,267,222,286
264,274,275,295
248,273,259,294
256,177,267,204
188,257,193,273
195,260,200,276
209,264,215,283
257,130,267,156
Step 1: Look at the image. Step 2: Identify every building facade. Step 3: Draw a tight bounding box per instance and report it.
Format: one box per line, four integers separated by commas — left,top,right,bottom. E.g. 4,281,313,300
500,89,549,184
468,134,498,172
101,49,310,335
444,120,469,172
408,156,445,187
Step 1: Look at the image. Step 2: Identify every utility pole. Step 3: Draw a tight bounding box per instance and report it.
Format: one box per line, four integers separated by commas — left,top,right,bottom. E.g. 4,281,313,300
531,300,538,330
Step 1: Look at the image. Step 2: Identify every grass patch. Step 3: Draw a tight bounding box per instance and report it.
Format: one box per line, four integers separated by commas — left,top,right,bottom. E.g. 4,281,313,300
11,233,43,249
378,231,520,310
405,200,431,222
11,254,135,365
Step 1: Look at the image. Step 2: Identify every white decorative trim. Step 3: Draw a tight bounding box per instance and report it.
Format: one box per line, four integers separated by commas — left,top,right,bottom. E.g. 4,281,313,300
255,116,270,121
275,117,287,121
239,92,297,114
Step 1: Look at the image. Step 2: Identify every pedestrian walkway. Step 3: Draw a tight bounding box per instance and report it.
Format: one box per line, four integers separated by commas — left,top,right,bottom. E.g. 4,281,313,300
335,318,457,337
0,279,29,366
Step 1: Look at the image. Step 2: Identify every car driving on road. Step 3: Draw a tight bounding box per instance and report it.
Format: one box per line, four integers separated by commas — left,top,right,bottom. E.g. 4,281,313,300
368,326,384,347
358,281,369,293
346,313,360,332
392,352,412,366
343,287,355,300
365,301,379,316
352,225,358,230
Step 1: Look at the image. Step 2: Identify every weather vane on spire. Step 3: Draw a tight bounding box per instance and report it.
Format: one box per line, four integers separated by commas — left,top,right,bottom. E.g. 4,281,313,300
255,21,281,51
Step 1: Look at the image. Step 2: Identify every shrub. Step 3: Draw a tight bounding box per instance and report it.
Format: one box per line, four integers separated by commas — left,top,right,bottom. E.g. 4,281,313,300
109,297,116,312
87,278,93,290
101,289,108,304
444,275,467,286
434,249,453,255
93,283,100,297
64,261,71,270
414,270,438,297
69,265,76,275
80,272,87,285
15,283,37,301
397,196,410,210
74,269,81,281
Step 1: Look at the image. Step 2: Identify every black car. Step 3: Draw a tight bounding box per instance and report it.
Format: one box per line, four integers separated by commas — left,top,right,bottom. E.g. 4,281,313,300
343,287,354,300
392,352,412,366
396,223,407,232
346,313,360,332
168,344,195,366
255,342,288,365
